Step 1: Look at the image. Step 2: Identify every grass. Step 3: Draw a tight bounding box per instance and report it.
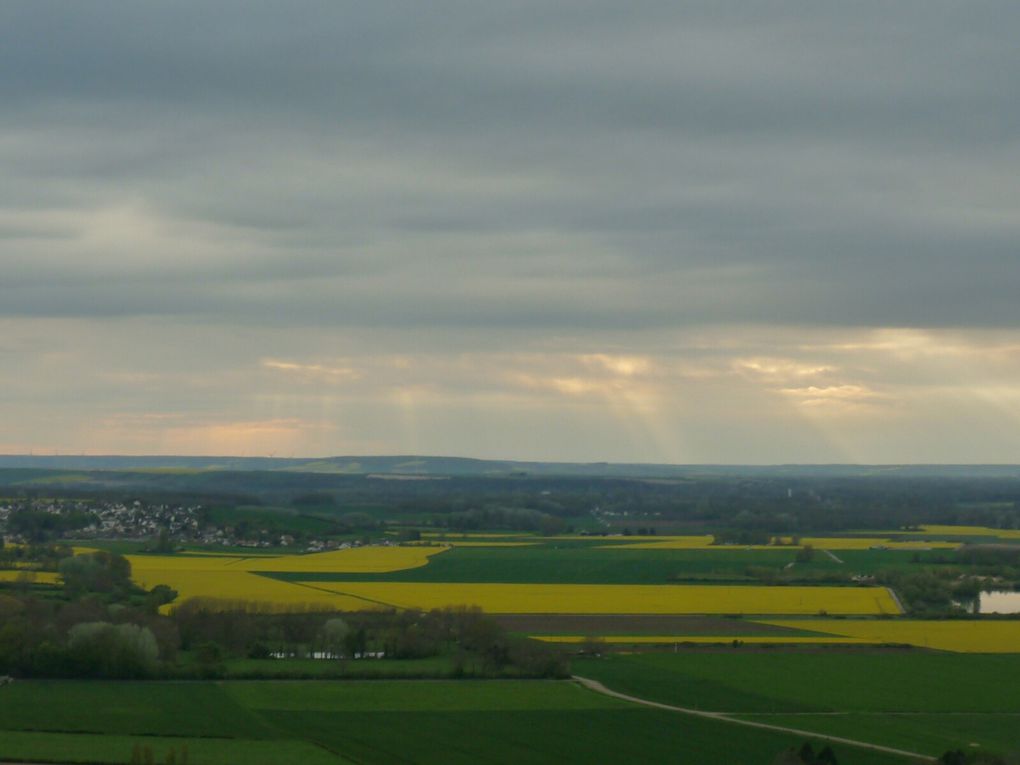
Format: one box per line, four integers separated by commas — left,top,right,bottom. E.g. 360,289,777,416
269,708,909,765
204,504,339,534
0,731,348,765
735,713,1020,758
224,655,457,678
0,680,276,738
224,679,616,712
227,681,909,765
572,650,1020,757
0,679,915,765
64,539,150,555
266,545,837,583
572,652,1020,714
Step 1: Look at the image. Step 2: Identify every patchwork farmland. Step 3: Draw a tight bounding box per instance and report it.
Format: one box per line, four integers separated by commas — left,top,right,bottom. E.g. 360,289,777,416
18,528,1020,654
7,518,1020,763
119,531,1009,651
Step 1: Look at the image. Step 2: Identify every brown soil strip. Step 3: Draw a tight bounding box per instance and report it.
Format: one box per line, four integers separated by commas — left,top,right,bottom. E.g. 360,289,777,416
493,614,806,635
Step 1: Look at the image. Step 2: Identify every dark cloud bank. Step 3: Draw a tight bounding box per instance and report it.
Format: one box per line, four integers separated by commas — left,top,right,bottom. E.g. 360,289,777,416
1,1,1018,331
2,3,1020,462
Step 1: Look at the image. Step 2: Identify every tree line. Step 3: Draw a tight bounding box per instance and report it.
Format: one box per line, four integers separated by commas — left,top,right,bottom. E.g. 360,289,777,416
0,550,566,680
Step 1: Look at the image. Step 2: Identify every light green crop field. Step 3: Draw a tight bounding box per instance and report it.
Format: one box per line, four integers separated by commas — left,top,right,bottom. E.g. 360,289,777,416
573,652,1020,757
0,679,914,765
573,652,1020,713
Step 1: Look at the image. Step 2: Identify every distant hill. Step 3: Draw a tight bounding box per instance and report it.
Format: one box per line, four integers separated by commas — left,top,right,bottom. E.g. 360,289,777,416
0,454,1018,480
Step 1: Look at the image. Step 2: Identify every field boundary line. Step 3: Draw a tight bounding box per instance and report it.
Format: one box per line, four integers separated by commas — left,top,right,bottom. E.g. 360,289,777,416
887,586,906,614
822,549,844,564
283,579,405,610
571,676,934,762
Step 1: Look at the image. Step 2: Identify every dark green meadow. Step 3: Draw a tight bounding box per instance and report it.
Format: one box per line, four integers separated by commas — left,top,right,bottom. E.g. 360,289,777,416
573,652,1020,713
0,732,344,765
574,652,1020,757
737,714,1020,759
0,679,914,765
0,681,274,738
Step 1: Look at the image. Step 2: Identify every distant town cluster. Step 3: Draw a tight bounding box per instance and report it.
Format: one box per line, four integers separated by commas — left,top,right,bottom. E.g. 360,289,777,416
0,498,344,551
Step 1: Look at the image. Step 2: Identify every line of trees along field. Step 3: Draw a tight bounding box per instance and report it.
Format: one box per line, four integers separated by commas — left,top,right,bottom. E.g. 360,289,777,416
4,470,1020,536
0,548,566,681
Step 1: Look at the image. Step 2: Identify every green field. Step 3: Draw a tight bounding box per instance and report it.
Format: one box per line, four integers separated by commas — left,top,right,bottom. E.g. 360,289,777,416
573,652,1020,713
736,713,1020,758
0,679,915,764
0,681,275,737
223,655,457,678
261,544,886,585
573,652,1020,757
77,533,961,585
0,732,346,765
204,504,340,534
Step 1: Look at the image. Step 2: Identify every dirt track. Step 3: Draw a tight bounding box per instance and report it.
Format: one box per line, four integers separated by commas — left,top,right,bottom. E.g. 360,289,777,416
571,675,934,762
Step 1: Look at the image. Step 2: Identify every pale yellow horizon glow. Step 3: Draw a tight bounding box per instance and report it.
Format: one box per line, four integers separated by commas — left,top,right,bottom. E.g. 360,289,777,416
3,320,1020,463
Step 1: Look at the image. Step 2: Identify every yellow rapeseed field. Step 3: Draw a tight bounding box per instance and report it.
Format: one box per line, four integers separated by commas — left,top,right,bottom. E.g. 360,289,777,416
248,546,443,573
420,532,529,539
406,541,538,547
875,525,1020,540
604,536,715,549
760,619,1020,652
177,550,280,557
0,570,60,585
132,568,375,612
560,534,674,542
305,582,901,615
918,525,1020,539
128,545,446,612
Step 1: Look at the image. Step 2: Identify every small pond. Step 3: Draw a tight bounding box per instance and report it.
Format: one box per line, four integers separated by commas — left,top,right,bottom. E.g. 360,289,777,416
960,590,1020,614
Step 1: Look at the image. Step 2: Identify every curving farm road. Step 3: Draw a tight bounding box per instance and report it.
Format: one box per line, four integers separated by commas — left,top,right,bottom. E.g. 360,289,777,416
571,675,934,763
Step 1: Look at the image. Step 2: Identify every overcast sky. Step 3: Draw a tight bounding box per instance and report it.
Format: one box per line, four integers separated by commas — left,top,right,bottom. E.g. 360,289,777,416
2,2,1019,463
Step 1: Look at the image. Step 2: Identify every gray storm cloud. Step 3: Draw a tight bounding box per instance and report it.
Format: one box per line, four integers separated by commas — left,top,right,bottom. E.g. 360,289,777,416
1,2,1019,461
